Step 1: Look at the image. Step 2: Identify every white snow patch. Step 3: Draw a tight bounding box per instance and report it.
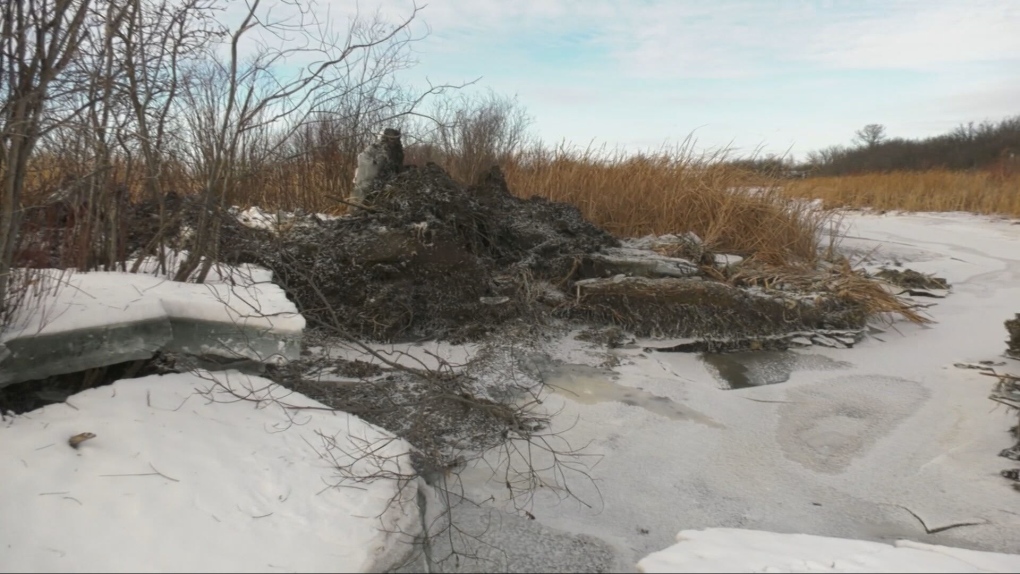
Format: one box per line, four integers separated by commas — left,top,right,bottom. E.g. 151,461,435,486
0,372,419,573
638,528,1020,573
3,268,302,341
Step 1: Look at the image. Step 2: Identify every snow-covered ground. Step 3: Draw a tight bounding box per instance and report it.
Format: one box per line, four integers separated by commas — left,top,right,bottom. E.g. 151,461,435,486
638,528,1020,573
0,371,420,573
3,210,1020,573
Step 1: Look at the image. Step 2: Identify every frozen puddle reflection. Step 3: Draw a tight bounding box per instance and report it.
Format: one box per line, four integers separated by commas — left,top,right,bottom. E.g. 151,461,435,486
541,362,721,426
701,351,852,390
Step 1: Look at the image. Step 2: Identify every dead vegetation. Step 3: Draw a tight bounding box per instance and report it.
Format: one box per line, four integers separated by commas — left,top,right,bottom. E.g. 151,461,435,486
501,146,828,266
784,170,1020,218
726,260,934,326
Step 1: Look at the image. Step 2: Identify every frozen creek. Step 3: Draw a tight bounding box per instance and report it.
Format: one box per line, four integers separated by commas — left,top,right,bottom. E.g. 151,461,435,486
404,212,1020,572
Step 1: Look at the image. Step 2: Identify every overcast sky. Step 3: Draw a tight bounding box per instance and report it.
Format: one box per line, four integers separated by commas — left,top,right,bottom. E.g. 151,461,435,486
289,0,1020,159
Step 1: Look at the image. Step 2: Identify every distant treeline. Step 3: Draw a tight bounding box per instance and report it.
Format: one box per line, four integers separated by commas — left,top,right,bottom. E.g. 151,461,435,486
804,115,1020,176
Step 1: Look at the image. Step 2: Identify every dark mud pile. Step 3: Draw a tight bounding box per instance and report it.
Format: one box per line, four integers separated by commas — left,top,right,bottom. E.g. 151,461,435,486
220,164,618,342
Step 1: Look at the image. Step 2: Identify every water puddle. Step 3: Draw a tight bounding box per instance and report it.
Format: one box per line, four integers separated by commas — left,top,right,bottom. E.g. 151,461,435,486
540,362,721,427
701,351,852,390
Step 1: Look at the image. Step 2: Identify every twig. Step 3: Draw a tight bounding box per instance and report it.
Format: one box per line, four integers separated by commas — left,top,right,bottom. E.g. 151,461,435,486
100,463,179,482
326,195,381,213
148,463,180,482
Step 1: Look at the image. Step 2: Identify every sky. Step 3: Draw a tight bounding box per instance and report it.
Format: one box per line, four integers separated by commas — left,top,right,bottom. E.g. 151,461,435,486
245,0,1020,160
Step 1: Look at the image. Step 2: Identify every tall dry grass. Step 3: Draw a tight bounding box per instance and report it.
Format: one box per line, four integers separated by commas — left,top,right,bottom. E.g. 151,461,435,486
501,146,829,265
784,169,1020,217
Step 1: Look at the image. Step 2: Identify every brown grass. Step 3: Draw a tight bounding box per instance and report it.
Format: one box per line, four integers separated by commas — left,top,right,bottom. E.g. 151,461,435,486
500,146,829,266
784,170,1020,217
726,259,932,325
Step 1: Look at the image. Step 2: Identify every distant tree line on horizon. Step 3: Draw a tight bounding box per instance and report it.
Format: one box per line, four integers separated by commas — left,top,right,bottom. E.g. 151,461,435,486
727,115,1020,178
803,115,1020,176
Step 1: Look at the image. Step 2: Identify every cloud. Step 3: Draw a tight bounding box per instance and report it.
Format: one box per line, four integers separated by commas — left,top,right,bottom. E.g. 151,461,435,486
214,1,1020,158
802,0,1020,70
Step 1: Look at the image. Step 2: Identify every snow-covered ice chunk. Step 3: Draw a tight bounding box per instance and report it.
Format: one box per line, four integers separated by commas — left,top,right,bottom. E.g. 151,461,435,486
0,372,419,573
1,269,304,387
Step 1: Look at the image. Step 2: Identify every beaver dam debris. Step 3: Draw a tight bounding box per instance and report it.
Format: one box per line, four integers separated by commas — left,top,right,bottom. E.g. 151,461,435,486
995,316,1020,490
214,129,927,345
874,268,950,298
1006,314,1020,360
987,368,1020,491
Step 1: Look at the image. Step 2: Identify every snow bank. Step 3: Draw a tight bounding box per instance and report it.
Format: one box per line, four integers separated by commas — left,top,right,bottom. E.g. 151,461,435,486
1,269,304,387
3,270,302,340
637,528,1020,573
0,372,420,573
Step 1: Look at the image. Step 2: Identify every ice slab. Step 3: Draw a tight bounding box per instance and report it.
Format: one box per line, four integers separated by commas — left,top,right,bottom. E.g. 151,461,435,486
0,270,304,387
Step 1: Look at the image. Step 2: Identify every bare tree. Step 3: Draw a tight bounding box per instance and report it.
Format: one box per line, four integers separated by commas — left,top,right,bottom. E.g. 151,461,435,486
0,0,93,324
114,0,221,274
171,0,460,283
420,90,534,182
854,123,886,148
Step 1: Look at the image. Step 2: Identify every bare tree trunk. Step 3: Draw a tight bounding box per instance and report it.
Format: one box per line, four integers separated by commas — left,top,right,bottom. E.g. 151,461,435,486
0,0,92,323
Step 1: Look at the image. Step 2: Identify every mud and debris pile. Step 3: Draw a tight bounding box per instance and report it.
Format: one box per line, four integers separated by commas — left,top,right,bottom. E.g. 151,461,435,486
221,160,618,341
1006,314,1020,360
215,129,908,343
986,315,1020,490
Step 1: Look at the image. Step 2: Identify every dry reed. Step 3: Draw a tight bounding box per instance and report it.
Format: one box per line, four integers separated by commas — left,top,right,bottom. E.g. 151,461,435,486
500,145,829,266
784,170,1020,217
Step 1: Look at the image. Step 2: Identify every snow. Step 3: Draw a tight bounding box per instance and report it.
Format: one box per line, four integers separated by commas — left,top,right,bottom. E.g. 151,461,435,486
637,528,1020,573
232,206,338,234
0,371,419,573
